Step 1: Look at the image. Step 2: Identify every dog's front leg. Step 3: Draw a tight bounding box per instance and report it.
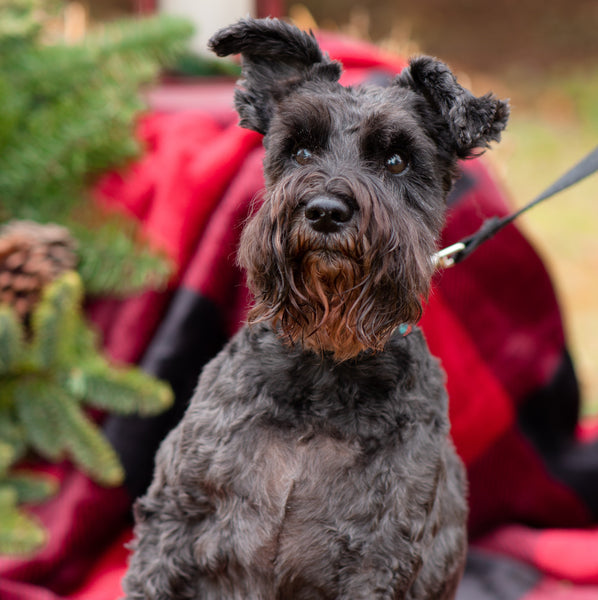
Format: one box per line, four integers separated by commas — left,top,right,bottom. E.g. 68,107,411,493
122,490,205,600
122,423,213,600
123,406,299,600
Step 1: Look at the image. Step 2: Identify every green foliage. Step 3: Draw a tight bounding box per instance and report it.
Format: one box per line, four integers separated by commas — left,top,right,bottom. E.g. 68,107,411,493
171,49,242,78
1,271,174,553
2,471,58,504
0,0,185,556
15,380,65,461
0,0,193,294
73,219,173,296
0,414,26,467
29,270,82,368
0,0,43,44
0,441,16,477
0,390,55,555
68,360,174,418
4,271,174,477
52,386,125,486
0,305,24,374
0,488,47,555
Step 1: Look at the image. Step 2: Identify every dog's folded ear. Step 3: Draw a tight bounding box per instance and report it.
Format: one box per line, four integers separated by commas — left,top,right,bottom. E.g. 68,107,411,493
209,18,341,135
395,56,509,158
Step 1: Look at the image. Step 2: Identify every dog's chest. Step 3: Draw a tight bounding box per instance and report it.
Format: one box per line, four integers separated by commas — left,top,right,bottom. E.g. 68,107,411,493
246,425,413,592
190,327,448,594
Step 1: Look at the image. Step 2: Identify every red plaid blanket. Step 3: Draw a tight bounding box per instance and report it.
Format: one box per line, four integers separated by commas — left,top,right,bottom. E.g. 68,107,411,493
2,32,597,600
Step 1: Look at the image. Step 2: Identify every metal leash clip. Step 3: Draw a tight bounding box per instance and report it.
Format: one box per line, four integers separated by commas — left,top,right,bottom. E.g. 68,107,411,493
432,242,466,269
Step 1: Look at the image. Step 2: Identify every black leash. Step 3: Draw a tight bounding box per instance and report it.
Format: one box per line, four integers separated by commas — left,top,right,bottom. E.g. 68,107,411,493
434,146,598,268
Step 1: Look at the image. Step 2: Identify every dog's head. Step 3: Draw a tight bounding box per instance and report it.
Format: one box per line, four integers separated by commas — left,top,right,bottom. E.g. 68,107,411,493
210,18,509,360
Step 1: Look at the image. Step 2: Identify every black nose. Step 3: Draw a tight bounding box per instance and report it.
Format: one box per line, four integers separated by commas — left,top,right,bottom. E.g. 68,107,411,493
304,196,354,233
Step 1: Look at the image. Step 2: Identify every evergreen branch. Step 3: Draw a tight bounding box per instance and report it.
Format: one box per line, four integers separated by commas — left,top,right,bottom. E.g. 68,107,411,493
83,15,194,71
54,305,99,361
0,488,46,555
1,471,58,504
0,9,190,298
72,220,171,296
0,413,26,466
0,15,193,223
0,441,15,477
0,0,43,44
0,87,143,218
70,360,173,416
0,304,24,374
29,271,83,368
52,389,124,487
0,72,27,152
14,378,65,461
3,15,192,102
0,5,194,557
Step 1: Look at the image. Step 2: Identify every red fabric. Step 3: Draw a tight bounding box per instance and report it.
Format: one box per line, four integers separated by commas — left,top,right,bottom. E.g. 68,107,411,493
436,160,565,403
66,530,131,600
182,146,265,336
523,581,598,600
420,292,515,465
467,429,592,535
478,525,598,585
2,32,597,600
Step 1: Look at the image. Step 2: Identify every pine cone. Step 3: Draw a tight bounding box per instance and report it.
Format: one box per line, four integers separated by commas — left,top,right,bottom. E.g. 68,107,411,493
0,220,78,322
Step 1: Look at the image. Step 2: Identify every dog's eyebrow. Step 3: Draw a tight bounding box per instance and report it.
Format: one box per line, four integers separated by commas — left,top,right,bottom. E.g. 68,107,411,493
277,97,331,148
360,113,419,159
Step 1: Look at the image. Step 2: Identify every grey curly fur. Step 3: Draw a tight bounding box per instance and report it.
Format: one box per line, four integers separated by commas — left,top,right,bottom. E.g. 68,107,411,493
123,17,508,600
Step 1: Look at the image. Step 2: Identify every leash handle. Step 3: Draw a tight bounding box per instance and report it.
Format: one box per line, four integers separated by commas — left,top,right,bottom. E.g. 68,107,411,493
435,145,598,267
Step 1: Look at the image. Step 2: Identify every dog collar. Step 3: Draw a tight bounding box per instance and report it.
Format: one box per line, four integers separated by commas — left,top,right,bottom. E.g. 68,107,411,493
397,323,413,337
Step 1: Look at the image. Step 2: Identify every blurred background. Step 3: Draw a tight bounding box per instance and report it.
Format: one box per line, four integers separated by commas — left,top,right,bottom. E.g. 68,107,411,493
76,0,598,415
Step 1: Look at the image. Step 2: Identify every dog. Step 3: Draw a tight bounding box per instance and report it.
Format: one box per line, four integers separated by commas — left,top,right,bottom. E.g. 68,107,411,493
123,17,509,600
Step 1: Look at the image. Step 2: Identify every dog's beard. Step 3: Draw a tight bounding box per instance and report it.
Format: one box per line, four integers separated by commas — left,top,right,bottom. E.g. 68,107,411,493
239,178,437,361
277,249,380,360
244,232,427,361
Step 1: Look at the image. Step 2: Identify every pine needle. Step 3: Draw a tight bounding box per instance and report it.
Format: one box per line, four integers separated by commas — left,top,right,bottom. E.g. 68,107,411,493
53,390,125,486
0,488,46,555
76,362,174,416
0,305,23,373
2,471,59,504
29,271,82,368
14,378,65,461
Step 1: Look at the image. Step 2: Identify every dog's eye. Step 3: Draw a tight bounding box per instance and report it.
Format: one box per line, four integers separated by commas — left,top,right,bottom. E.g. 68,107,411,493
385,153,408,175
293,147,313,165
